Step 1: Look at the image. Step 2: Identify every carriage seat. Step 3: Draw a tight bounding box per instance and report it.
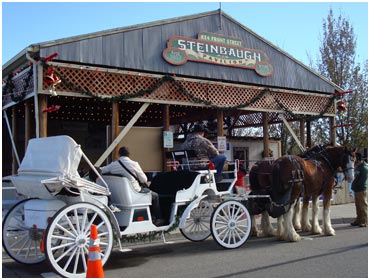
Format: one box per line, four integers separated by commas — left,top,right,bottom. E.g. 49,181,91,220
97,174,152,208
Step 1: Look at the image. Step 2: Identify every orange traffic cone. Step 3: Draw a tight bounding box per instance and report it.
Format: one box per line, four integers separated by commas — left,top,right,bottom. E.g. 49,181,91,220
86,224,104,278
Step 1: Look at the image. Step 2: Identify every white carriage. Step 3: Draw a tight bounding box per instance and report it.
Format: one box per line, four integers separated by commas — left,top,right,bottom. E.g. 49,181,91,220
3,135,254,278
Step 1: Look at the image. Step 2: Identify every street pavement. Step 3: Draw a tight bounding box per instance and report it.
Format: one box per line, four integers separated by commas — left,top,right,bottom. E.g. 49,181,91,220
2,202,361,278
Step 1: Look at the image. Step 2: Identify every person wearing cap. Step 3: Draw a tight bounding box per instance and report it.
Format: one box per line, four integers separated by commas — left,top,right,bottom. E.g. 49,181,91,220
101,146,164,226
350,153,368,227
183,124,227,182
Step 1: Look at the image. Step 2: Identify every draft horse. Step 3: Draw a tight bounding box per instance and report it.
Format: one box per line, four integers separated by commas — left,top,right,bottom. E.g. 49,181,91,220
271,145,355,242
247,160,276,237
299,146,356,235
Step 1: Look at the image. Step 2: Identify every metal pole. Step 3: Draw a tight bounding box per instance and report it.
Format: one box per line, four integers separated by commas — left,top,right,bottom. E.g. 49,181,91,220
3,110,21,166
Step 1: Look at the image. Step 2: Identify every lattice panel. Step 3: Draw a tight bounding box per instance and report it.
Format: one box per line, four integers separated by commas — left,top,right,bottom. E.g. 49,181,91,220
48,66,334,115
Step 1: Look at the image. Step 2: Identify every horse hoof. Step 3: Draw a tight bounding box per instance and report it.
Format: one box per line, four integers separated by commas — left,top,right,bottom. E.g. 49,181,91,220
312,226,322,235
325,229,336,236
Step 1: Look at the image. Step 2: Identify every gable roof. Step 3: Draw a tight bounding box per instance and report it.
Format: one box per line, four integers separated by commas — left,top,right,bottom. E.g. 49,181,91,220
3,9,342,94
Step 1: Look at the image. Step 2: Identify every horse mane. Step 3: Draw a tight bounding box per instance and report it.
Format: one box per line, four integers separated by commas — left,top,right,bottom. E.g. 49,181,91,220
299,144,332,160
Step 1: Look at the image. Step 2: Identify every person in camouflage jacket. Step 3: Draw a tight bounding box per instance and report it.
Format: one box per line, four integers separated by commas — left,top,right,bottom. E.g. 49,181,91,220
183,124,226,182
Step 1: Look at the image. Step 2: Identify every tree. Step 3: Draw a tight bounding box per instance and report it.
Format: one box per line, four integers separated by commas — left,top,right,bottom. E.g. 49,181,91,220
313,8,368,149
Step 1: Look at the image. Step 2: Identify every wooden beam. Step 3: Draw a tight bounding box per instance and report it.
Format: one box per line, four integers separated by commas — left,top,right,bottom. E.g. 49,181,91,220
25,100,31,149
300,119,305,150
163,104,170,171
217,110,224,136
306,121,312,148
262,112,270,158
38,95,48,137
111,101,120,161
279,114,305,152
329,117,336,146
95,102,149,167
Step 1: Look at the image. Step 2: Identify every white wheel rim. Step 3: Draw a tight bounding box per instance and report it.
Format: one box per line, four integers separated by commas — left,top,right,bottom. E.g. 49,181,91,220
211,200,251,249
181,200,212,241
2,199,46,264
45,202,113,278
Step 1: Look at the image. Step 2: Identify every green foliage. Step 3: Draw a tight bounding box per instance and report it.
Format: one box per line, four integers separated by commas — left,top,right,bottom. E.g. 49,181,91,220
313,8,368,149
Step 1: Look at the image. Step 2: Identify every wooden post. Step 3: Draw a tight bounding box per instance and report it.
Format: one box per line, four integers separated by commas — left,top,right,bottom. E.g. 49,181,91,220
111,101,120,161
262,112,269,158
11,106,18,174
306,120,312,148
329,116,336,146
217,110,224,136
300,119,305,150
38,94,47,138
163,104,170,171
25,100,31,149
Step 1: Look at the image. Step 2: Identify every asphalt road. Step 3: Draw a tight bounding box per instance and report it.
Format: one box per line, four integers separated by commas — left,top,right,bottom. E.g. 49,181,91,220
2,223,368,278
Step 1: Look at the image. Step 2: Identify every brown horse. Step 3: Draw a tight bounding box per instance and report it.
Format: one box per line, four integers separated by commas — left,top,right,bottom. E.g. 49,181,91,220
299,146,356,236
271,145,355,242
248,159,276,237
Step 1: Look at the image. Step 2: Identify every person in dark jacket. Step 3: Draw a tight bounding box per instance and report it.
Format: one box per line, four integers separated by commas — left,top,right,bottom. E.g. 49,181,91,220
350,153,368,227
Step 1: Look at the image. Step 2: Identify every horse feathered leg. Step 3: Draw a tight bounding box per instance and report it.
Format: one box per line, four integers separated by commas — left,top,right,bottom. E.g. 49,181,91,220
322,194,335,236
260,210,277,236
311,196,322,234
282,201,301,242
301,195,311,232
293,199,301,231
277,215,285,240
250,215,259,236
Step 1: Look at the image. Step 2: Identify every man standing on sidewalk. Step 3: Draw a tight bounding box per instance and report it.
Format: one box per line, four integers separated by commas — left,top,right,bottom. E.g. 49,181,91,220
351,153,368,227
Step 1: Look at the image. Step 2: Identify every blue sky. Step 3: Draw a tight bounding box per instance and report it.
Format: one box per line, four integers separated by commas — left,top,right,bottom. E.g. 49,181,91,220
1,2,368,67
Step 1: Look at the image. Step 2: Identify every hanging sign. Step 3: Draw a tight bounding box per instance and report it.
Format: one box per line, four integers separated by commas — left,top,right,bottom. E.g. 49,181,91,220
217,136,227,152
163,32,273,77
163,131,174,148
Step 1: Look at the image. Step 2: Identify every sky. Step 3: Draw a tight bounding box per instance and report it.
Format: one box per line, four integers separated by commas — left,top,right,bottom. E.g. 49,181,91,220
1,1,368,68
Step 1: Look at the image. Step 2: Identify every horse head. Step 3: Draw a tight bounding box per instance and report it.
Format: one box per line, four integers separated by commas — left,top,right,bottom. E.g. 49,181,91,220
326,146,356,182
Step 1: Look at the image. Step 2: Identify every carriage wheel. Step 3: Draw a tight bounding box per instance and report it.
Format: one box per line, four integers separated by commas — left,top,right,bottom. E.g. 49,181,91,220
2,198,46,264
45,202,113,278
211,200,251,249
180,200,213,241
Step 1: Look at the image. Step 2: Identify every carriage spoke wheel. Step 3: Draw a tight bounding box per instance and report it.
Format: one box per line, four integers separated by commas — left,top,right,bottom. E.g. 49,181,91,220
2,199,46,264
45,202,113,278
211,200,251,249
180,200,213,241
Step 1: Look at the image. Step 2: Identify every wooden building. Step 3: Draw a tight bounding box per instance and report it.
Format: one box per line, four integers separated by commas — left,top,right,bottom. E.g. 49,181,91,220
2,10,341,176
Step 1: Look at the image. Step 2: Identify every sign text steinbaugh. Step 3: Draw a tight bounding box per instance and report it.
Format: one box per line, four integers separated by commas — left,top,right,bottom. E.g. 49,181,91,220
163,32,273,77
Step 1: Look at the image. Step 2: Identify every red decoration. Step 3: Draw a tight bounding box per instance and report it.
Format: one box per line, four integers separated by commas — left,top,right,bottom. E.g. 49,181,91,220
43,52,58,63
333,123,354,128
43,105,61,113
333,90,353,97
44,67,61,86
336,100,347,112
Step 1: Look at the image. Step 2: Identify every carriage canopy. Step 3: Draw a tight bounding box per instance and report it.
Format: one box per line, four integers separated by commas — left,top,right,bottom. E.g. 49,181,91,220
18,135,82,177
